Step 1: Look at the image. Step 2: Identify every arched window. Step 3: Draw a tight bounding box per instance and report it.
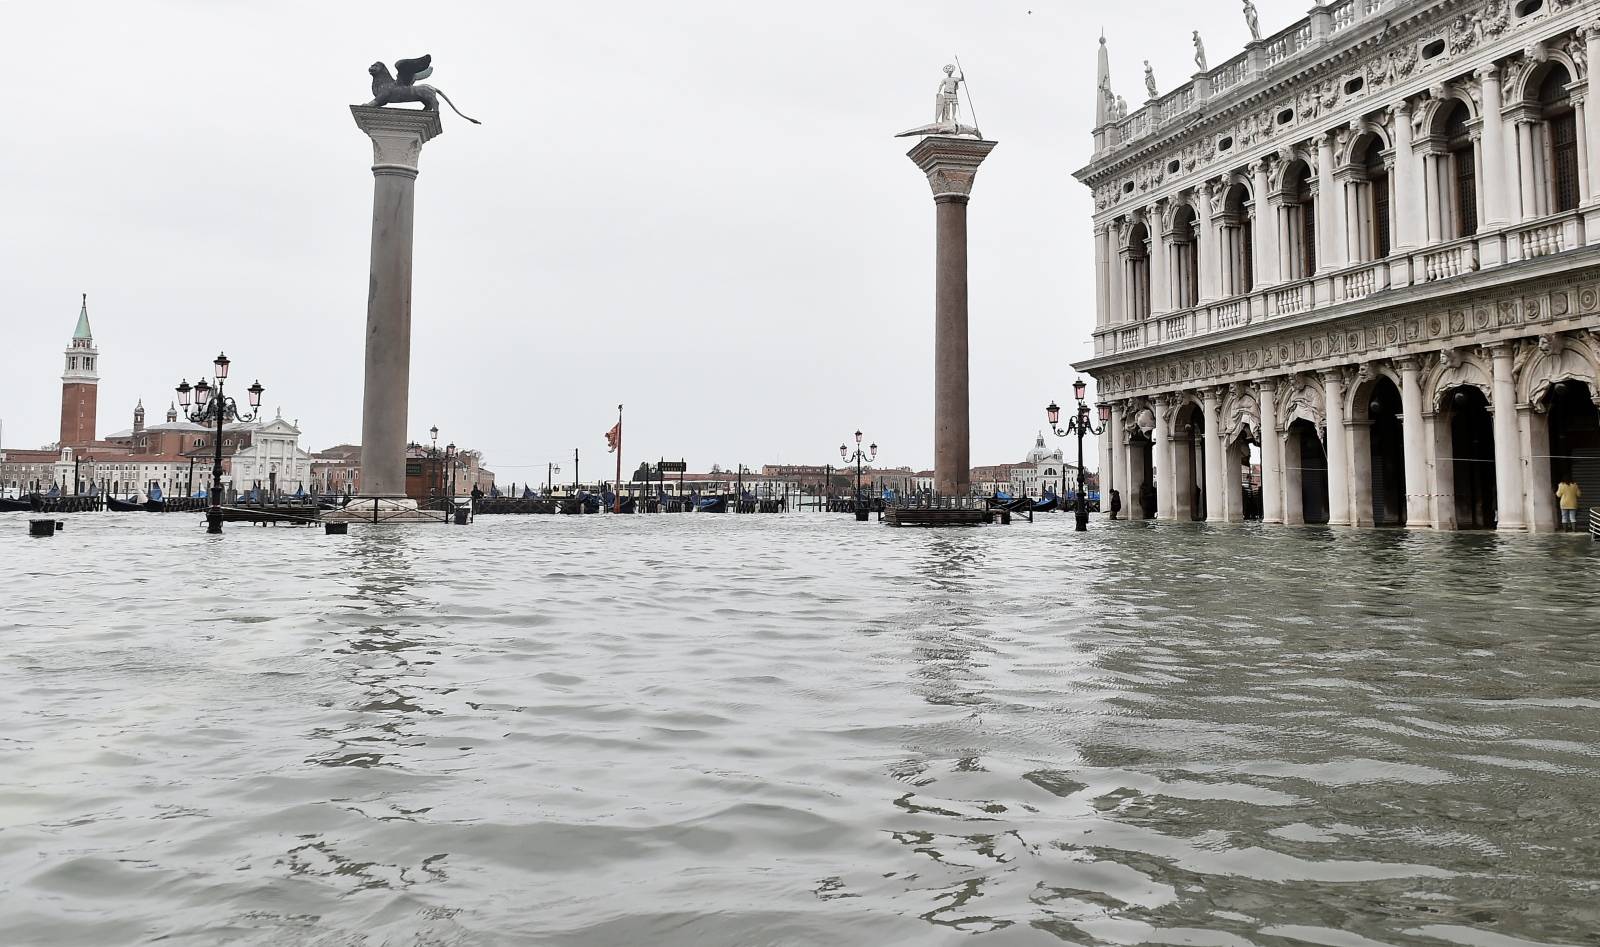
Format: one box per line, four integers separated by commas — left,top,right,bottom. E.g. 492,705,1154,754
1440,101,1478,238
1282,161,1316,280
1366,137,1392,258
1170,204,1200,309
1126,221,1152,320
1219,183,1254,296
1537,66,1579,213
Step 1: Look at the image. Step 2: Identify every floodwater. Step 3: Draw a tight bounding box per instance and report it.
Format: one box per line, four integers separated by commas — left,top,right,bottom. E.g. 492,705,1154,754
2,512,1598,947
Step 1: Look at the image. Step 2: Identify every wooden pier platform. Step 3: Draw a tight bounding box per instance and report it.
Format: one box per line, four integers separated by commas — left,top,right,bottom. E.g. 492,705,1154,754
882,497,1005,527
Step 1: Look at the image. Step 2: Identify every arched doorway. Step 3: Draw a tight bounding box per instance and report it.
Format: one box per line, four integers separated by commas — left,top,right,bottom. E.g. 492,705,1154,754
1445,386,1496,529
1364,377,1406,526
1223,425,1256,522
1172,401,1205,521
1547,381,1599,527
1284,420,1329,524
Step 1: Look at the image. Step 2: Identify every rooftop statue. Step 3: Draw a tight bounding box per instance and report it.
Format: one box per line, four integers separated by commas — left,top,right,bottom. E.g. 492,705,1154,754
1243,0,1261,42
1143,61,1157,99
1192,31,1208,72
365,54,482,125
895,63,982,139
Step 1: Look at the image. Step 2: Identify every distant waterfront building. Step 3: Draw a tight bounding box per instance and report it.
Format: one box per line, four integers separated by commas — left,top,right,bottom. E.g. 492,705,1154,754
59,294,99,449
1075,0,1600,530
1008,433,1077,497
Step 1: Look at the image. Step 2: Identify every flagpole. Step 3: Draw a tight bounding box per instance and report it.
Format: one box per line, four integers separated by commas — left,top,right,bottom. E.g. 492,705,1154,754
614,404,623,514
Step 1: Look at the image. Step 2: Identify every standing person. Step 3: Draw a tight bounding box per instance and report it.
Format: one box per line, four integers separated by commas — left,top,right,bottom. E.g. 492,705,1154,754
1109,488,1122,520
1556,478,1582,532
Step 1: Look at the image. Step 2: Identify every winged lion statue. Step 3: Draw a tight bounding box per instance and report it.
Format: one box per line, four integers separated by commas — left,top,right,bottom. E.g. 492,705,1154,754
366,54,482,125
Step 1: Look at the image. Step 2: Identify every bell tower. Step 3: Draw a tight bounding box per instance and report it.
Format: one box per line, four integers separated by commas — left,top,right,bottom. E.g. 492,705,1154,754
59,293,99,448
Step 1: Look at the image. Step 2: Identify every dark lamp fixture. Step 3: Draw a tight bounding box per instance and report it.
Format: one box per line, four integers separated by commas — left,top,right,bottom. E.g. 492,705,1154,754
1097,403,1112,424
194,379,213,405
855,430,863,445
1046,401,1061,425
1073,378,1087,403
214,352,230,380
430,425,439,442
246,380,264,409
176,380,192,407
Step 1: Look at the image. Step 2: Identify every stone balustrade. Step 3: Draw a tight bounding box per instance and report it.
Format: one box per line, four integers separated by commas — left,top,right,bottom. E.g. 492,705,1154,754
1094,210,1588,357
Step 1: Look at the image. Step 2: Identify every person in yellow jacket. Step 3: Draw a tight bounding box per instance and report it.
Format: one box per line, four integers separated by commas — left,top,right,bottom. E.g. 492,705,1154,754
1555,478,1582,531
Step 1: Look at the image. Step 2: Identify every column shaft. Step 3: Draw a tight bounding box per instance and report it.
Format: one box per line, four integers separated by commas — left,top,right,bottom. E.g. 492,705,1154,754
1398,358,1430,527
1253,161,1279,286
1094,226,1111,328
1323,371,1351,525
1153,399,1174,520
1196,186,1219,303
1490,345,1526,529
1392,101,1419,248
360,167,418,498
1202,388,1225,522
1479,69,1509,226
934,195,971,496
1259,381,1283,523
1590,26,1600,206
1149,205,1171,315
1575,99,1591,205
1517,122,1538,221
1316,134,1346,271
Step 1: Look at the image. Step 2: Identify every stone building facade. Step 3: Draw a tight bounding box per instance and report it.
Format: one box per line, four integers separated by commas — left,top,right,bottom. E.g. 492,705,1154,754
1075,0,1600,531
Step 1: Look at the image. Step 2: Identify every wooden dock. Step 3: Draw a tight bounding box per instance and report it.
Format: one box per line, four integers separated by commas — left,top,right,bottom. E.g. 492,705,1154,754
882,497,1007,527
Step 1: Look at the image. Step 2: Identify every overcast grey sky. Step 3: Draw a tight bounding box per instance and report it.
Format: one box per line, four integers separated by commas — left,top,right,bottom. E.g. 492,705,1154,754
3,0,1261,478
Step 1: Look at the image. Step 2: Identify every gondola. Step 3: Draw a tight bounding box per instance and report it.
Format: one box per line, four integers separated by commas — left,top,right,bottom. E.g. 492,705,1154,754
696,496,727,513
0,496,34,512
105,496,143,512
1033,494,1059,512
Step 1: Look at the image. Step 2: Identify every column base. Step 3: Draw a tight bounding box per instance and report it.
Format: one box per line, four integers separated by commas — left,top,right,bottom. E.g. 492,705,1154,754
321,495,448,525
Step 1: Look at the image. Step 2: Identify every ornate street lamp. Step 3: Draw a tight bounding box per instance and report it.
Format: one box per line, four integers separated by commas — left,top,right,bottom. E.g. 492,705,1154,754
840,430,878,519
445,442,458,500
429,424,440,501
1046,378,1110,532
177,352,263,534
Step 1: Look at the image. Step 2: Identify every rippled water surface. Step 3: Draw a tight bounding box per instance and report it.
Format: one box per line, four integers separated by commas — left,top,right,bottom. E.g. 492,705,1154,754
2,512,1598,946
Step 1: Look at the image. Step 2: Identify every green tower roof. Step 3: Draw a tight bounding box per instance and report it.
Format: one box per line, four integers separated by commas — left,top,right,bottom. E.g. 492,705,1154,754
73,293,92,340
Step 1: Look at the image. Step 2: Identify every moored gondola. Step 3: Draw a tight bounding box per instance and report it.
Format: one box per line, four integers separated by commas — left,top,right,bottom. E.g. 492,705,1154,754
105,496,143,512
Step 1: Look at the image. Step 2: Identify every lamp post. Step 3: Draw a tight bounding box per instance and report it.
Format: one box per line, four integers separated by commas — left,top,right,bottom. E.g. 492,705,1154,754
176,352,264,534
429,425,440,501
1046,378,1110,532
547,462,560,495
840,430,877,517
445,442,457,500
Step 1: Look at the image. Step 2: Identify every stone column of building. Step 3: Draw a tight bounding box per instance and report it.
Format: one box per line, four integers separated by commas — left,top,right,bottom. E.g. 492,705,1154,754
1108,401,1128,508
1315,132,1347,273
1251,160,1278,286
1201,386,1226,522
1396,357,1431,527
1108,223,1126,325
1195,180,1219,304
907,136,998,497
1149,199,1172,315
1516,119,1538,223
1094,225,1111,330
1322,369,1351,526
1587,23,1600,241
1488,342,1526,530
1519,403,1554,531
1258,378,1283,524
350,106,443,504
1391,100,1420,251
1098,414,1115,514
1573,96,1591,206
1152,395,1174,520
1479,68,1510,237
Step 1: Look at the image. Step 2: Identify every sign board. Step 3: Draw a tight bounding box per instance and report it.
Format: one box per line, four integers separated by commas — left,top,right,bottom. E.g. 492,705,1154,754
658,460,687,473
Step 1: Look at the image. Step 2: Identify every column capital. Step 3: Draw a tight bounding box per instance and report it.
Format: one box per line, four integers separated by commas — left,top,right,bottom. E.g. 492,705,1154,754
1393,355,1422,373
1318,367,1346,386
1583,19,1600,42
1475,64,1501,84
1482,340,1518,361
351,105,443,176
906,136,999,200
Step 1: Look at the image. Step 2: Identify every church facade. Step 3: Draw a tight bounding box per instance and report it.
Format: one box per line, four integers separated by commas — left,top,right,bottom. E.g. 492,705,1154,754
1074,0,1600,531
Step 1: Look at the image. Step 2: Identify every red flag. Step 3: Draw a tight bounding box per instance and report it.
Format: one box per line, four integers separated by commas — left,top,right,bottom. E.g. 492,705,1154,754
605,421,621,452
